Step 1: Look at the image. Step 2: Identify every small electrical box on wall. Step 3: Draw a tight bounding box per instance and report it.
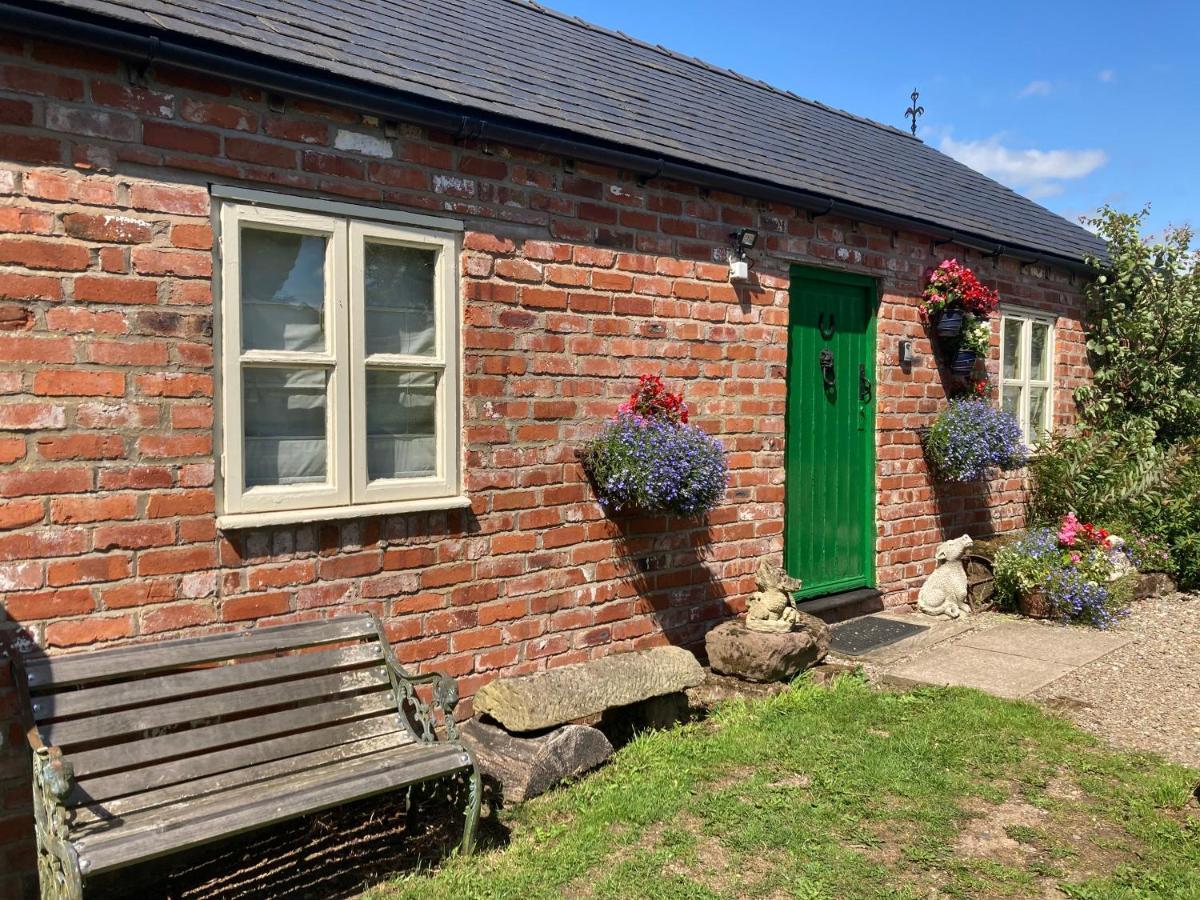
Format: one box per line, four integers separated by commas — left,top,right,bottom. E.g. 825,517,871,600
729,259,750,281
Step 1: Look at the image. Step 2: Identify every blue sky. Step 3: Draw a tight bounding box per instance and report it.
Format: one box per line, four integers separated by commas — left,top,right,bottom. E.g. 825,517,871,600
549,0,1197,235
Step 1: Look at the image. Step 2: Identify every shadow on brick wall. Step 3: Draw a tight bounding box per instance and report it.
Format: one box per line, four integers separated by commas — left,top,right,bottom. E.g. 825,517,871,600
931,478,1003,543
609,512,728,656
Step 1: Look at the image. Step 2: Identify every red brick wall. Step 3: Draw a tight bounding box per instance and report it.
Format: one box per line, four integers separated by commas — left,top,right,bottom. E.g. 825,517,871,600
0,34,1091,896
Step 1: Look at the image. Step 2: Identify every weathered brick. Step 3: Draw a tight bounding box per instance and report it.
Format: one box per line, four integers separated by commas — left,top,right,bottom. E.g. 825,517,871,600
50,494,136,524
73,276,158,305
44,616,132,648
32,370,124,397
36,433,125,460
0,238,89,271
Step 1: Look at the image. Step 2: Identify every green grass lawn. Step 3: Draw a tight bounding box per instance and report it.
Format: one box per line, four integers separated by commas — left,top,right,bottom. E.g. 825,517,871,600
372,676,1200,900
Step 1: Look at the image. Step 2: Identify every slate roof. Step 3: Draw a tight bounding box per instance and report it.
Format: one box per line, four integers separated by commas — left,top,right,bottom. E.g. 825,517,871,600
31,0,1106,263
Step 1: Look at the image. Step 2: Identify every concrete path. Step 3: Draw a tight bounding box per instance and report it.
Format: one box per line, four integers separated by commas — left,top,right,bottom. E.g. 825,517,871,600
834,613,1134,700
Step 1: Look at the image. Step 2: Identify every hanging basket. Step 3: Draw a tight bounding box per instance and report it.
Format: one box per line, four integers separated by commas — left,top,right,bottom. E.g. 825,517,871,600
934,309,965,337
1018,588,1054,619
949,348,977,376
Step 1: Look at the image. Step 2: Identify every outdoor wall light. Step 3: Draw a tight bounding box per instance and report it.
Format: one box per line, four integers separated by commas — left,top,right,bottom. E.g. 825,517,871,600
730,228,758,258
729,228,758,282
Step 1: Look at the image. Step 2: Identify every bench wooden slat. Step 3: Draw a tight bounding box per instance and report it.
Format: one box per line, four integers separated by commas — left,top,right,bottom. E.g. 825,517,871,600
26,616,378,688
69,692,399,779
32,642,384,722
77,743,470,875
69,731,409,830
44,665,392,748
70,713,410,806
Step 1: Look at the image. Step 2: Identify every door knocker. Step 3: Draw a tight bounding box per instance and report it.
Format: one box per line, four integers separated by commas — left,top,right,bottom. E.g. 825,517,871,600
818,313,836,340
819,348,835,389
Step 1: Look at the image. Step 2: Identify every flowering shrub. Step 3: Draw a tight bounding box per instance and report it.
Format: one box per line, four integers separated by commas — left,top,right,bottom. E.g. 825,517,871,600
922,398,1027,481
581,378,727,516
994,514,1132,629
919,259,1000,322
1123,529,1174,574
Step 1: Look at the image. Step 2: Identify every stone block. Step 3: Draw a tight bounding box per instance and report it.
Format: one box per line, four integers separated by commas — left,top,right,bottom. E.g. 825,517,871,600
705,618,828,683
473,646,704,732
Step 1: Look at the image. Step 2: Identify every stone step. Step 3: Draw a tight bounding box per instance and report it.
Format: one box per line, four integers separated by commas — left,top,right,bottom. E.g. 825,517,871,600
797,588,885,624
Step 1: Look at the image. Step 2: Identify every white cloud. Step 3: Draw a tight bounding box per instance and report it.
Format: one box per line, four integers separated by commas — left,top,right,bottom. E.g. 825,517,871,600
1018,79,1053,98
940,134,1108,201
1098,69,1116,83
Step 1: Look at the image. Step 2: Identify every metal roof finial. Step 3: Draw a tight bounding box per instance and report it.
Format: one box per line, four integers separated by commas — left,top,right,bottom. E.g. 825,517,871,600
905,88,924,137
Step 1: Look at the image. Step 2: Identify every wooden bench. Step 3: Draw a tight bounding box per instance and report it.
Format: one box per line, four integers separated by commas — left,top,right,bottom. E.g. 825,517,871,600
4,614,479,899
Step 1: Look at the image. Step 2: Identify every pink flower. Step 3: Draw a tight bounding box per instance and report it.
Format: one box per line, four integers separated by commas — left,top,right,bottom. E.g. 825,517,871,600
1058,512,1080,547
1070,552,1082,564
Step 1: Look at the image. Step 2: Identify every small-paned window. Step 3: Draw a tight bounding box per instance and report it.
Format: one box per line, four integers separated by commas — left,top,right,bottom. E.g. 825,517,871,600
216,192,463,525
999,309,1055,444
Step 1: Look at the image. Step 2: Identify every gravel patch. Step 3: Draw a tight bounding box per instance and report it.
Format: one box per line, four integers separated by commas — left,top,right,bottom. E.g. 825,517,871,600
1032,592,1200,769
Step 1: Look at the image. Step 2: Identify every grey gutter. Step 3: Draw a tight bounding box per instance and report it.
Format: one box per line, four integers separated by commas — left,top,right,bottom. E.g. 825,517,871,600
6,0,1096,275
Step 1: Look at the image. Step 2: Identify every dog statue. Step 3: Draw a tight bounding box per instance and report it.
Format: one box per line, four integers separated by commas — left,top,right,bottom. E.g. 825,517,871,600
917,535,974,619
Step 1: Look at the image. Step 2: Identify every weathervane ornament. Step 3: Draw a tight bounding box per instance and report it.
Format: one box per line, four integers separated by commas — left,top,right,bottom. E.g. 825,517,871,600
905,88,924,137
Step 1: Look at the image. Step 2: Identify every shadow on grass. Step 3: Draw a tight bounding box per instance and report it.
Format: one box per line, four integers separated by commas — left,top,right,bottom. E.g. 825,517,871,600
89,777,502,900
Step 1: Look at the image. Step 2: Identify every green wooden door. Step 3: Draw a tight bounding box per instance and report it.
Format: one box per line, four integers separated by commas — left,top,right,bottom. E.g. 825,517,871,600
785,267,877,599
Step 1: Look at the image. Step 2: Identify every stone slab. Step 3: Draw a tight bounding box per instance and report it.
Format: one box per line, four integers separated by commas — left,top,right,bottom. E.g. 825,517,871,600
884,645,1073,699
460,719,613,804
473,646,704,733
957,621,1132,667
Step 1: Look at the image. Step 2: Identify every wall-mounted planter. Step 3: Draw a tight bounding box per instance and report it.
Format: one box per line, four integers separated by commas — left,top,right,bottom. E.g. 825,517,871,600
934,309,965,337
949,348,977,376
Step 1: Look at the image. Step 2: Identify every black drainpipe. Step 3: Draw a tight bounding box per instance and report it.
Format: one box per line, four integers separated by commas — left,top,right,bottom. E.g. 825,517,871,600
3,1,1095,275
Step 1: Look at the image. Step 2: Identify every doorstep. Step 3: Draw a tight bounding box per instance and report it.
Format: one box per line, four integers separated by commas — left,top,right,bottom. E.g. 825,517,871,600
796,588,884,624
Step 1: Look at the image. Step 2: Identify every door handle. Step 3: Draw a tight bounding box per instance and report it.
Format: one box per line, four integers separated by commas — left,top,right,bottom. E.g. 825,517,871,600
859,364,872,403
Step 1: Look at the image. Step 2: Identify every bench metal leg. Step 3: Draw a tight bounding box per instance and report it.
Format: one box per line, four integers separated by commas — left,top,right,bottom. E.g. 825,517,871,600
460,764,481,855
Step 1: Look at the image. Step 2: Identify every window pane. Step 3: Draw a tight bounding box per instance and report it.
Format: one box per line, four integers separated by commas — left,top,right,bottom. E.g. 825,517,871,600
366,370,437,480
364,242,436,357
241,227,327,352
1002,384,1023,425
1028,386,1049,439
1030,322,1050,381
1002,318,1022,380
243,367,328,487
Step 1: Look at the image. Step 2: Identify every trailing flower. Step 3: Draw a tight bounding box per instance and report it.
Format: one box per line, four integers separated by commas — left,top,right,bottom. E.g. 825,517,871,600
922,397,1027,482
920,259,1000,322
960,316,992,356
994,514,1133,628
581,378,726,516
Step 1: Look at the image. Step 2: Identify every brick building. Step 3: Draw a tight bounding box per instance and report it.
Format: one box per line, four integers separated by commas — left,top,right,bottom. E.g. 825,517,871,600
0,0,1103,893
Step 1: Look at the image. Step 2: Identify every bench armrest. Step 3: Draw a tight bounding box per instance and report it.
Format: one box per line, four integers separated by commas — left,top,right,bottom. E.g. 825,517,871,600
365,615,462,742
2,634,75,800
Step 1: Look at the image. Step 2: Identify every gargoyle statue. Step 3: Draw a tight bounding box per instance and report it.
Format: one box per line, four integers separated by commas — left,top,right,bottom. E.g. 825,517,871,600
745,559,804,633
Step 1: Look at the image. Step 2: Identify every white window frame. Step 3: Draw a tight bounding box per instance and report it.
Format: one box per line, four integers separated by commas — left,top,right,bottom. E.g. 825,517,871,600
214,187,466,528
998,306,1056,445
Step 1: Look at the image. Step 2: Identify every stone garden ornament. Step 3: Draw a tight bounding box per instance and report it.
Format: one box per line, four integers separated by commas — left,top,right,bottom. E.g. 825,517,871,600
745,559,805,633
917,534,974,619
